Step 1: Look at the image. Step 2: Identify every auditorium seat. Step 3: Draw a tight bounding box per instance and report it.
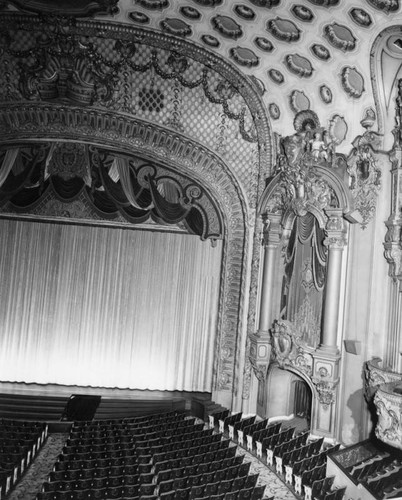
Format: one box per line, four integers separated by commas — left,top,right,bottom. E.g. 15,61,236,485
208,409,230,430
219,412,242,434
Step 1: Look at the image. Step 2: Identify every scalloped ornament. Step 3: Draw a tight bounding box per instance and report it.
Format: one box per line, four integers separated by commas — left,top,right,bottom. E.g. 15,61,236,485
268,68,285,84
266,17,301,43
319,84,333,104
324,23,356,52
230,46,259,67
254,37,274,52
284,53,314,77
341,66,365,98
310,44,331,61
212,15,243,39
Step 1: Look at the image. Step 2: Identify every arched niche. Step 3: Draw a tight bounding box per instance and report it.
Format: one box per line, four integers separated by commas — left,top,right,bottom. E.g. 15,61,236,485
266,363,315,427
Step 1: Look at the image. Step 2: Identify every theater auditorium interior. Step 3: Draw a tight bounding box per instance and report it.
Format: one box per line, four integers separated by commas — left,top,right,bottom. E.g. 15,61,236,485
1,0,402,499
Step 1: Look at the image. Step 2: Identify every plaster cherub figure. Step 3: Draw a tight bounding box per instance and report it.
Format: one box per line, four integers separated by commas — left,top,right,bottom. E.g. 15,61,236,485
310,131,328,161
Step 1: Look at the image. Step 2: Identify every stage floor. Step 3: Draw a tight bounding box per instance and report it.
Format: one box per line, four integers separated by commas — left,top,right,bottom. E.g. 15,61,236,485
0,381,211,400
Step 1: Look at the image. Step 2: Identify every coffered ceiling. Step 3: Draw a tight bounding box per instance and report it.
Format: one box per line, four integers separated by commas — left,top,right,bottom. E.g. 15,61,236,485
102,0,402,152
2,0,402,153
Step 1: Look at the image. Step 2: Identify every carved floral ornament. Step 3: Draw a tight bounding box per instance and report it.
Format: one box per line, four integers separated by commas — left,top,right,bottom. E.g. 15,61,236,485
374,384,402,450
364,358,402,449
271,319,313,377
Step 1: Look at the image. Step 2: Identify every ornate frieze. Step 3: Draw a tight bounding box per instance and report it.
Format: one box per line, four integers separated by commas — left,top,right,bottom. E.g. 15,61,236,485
2,0,119,16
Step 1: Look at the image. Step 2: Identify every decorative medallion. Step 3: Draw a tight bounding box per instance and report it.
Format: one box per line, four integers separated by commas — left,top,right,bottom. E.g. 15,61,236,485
366,0,399,13
328,114,348,145
234,4,256,20
306,0,340,5
200,34,220,47
310,44,331,61
349,8,373,27
3,0,119,15
266,17,301,43
48,143,88,181
324,23,356,52
269,103,280,120
250,76,266,95
271,319,313,376
191,0,223,5
248,0,280,6
319,84,333,104
129,11,150,23
284,54,314,77
268,68,285,84
254,37,274,52
135,0,169,9
160,18,192,37
341,66,365,98
211,15,243,39
291,4,315,22
289,90,310,113
229,47,259,67
179,6,201,20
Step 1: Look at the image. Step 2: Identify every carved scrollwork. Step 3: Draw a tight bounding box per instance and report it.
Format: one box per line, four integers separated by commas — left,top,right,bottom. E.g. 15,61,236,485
374,384,402,450
347,112,382,229
270,319,313,376
312,378,338,409
364,357,402,400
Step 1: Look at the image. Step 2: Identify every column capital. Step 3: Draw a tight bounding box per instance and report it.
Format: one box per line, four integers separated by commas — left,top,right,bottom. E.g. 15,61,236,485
261,212,283,247
324,209,347,249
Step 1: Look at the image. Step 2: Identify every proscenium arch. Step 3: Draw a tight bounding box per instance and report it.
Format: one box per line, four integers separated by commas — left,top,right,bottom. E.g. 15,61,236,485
0,115,251,408
0,14,276,408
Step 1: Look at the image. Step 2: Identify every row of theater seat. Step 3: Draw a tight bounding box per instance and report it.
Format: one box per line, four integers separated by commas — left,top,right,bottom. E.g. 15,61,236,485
37,486,267,500
38,411,267,500
0,419,48,499
209,408,347,500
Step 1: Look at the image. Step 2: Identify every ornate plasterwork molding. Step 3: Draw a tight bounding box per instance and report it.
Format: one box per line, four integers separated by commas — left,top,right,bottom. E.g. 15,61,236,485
364,357,402,398
365,359,402,450
347,109,383,229
271,319,314,377
0,12,272,196
2,0,119,16
270,318,340,410
384,84,402,283
312,378,339,409
374,383,402,450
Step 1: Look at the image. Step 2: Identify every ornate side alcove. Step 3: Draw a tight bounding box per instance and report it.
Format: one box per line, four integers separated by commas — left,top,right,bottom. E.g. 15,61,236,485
249,110,356,439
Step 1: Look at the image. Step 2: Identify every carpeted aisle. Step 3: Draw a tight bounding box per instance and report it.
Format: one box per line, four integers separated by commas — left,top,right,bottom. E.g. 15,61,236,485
8,433,68,500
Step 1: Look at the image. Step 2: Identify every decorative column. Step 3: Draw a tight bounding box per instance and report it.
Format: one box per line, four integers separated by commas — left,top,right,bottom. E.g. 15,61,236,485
319,208,347,353
249,212,282,415
383,87,402,371
311,208,345,437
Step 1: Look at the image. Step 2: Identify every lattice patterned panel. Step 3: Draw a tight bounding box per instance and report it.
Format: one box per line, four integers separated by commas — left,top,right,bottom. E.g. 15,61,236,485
0,22,262,206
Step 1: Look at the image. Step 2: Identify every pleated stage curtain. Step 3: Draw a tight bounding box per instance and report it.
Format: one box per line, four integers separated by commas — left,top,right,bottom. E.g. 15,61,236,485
0,219,222,391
